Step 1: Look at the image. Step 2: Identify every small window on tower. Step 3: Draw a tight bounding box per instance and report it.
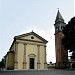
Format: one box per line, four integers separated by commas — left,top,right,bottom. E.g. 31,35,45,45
31,36,34,39
61,26,63,30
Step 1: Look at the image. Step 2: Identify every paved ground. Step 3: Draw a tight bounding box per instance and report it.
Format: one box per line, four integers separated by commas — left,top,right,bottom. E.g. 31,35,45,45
0,69,75,75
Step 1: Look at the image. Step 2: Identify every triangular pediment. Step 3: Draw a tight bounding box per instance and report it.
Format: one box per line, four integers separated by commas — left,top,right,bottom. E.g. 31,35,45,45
14,31,48,43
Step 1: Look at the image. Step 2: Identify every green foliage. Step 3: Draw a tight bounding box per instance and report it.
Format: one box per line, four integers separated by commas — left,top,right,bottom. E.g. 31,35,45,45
0,58,5,68
62,16,75,51
62,16,75,59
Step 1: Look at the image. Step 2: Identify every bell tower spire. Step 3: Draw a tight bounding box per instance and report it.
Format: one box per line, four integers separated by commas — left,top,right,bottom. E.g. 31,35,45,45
55,9,64,23
54,10,66,34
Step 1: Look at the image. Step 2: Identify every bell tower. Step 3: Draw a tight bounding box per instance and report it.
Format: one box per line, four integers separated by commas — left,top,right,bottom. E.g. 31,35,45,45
54,10,68,69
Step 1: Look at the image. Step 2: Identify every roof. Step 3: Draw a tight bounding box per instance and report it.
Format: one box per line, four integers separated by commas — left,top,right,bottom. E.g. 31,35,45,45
14,31,48,43
55,10,64,23
9,31,48,50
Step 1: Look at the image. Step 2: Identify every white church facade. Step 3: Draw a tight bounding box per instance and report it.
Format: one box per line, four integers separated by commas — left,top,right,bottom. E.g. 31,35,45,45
5,31,48,70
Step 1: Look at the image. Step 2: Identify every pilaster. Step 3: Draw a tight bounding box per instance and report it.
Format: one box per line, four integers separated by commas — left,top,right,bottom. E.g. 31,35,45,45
23,43,27,69
14,42,19,69
44,46,47,69
37,45,40,69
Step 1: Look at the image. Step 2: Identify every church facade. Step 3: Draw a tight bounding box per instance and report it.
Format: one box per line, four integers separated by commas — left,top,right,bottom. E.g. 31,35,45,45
5,31,48,70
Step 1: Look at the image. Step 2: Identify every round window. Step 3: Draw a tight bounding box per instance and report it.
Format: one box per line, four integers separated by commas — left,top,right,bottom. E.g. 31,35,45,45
31,36,34,39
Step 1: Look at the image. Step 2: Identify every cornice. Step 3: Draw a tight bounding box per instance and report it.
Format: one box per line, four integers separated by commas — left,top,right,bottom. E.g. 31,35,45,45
16,38,46,44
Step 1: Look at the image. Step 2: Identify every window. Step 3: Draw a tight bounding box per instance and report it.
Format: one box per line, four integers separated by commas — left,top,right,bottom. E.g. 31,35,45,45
31,36,34,39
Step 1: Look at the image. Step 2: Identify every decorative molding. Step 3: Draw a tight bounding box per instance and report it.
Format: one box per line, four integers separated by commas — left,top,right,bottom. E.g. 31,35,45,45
28,54,36,57
44,63,47,69
23,44,27,69
44,45,47,47
37,62,41,64
14,42,18,69
14,31,48,43
37,63,40,69
15,42,19,44
14,61,18,63
14,62,18,69
44,46,46,63
23,62,27,69
23,62,27,64
16,40,46,46
23,44,26,62
16,38,46,44
44,62,47,64
37,45,40,63
23,43,27,45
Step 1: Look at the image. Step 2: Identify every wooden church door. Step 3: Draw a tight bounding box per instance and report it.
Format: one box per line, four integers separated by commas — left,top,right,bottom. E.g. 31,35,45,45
30,58,34,69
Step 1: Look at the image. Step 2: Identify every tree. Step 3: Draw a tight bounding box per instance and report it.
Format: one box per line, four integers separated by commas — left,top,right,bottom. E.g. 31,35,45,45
62,16,75,60
0,58,5,69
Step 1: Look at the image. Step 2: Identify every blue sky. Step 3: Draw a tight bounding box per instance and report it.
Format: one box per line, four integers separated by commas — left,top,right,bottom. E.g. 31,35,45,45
0,0,74,63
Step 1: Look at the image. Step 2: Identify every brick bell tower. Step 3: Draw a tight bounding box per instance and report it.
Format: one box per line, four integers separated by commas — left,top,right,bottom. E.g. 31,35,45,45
54,10,68,69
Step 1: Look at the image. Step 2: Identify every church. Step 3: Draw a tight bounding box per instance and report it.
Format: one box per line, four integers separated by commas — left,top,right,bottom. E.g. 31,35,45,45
5,31,48,70
5,10,70,70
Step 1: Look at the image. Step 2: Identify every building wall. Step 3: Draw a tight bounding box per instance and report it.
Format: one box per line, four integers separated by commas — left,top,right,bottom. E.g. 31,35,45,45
40,46,45,69
55,32,63,63
6,52,14,70
17,43,24,69
13,38,47,70
26,44,37,69
5,33,47,70
55,32,68,69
